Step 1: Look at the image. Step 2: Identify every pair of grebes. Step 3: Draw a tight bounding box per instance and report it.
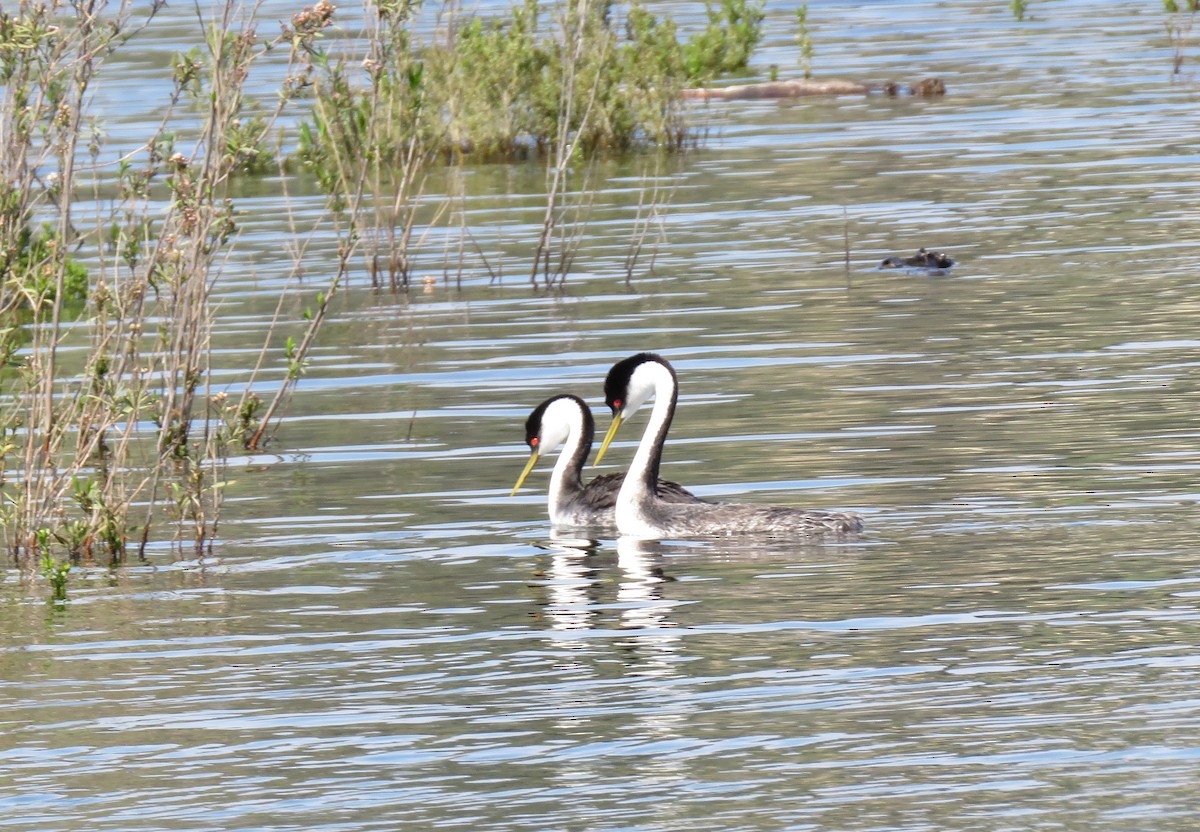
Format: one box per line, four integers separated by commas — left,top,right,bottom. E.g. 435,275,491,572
511,352,863,538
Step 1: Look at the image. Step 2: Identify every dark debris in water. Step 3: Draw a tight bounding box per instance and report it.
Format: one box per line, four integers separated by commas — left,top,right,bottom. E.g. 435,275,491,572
880,247,955,274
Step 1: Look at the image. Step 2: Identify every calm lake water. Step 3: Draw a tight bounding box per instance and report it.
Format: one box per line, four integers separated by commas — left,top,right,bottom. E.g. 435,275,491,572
5,0,1200,829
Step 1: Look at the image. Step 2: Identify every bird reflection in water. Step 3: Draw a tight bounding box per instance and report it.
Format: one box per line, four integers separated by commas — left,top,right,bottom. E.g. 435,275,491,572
533,535,602,637
533,536,693,802
530,535,685,652
616,535,679,634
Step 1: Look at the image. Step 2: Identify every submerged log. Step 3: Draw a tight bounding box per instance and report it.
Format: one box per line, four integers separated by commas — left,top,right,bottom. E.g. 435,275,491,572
682,77,946,101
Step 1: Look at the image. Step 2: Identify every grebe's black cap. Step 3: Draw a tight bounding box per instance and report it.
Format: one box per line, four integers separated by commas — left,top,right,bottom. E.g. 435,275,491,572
603,353,670,415
524,394,593,448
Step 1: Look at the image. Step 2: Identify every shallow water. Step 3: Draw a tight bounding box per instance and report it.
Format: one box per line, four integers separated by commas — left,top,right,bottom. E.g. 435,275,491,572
5,0,1200,829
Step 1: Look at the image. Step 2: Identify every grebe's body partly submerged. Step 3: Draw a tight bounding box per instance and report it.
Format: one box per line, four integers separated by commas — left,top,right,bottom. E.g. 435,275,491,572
511,394,704,529
595,353,864,538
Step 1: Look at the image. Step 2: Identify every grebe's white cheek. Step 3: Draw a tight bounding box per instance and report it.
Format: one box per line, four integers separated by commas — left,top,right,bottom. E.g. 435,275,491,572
620,396,647,420
538,397,585,454
538,419,571,454
622,364,661,416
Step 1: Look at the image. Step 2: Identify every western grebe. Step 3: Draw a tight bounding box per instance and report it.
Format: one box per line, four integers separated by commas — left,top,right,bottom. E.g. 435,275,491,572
593,353,864,538
511,394,704,528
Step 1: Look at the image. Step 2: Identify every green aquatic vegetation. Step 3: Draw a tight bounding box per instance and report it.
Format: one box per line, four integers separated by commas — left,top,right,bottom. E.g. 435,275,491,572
680,0,766,82
296,0,754,168
2,223,89,304
221,392,262,449
795,4,814,79
432,1,549,159
39,548,69,603
226,111,277,175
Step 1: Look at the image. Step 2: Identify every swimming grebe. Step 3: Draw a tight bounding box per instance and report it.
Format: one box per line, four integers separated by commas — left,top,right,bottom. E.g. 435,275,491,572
594,354,864,538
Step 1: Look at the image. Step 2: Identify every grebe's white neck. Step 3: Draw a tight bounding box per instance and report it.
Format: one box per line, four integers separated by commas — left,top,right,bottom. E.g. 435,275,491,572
540,396,590,522
615,360,678,532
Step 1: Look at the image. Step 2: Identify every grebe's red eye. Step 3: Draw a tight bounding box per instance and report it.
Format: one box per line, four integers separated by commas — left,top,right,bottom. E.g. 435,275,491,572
614,399,622,409
530,437,539,446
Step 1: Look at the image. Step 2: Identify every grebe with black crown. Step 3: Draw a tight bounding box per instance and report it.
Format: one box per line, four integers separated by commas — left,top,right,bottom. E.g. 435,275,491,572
511,393,705,529
594,353,864,538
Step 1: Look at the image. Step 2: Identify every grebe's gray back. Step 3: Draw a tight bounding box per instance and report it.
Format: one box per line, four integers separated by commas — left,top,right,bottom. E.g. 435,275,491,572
594,353,864,538
511,394,703,529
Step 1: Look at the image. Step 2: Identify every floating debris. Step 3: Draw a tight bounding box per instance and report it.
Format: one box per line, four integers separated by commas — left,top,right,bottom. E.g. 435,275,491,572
880,247,955,273
683,77,945,101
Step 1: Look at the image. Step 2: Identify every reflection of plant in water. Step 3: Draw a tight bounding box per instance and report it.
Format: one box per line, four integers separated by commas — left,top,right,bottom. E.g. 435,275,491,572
1163,0,1198,74
1010,0,1029,22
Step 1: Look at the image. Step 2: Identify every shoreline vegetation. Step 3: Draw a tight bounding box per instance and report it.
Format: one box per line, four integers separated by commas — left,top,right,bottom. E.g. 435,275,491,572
0,0,771,580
